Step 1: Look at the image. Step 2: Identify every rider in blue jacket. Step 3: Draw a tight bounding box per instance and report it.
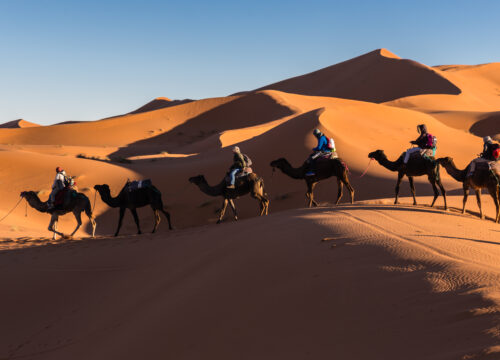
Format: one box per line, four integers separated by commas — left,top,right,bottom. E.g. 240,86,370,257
306,129,334,176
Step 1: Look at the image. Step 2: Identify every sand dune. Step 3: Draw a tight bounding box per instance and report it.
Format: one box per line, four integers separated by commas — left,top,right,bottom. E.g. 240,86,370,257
0,49,499,359
1,201,500,359
129,97,193,114
255,49,461,103
0,119,40,128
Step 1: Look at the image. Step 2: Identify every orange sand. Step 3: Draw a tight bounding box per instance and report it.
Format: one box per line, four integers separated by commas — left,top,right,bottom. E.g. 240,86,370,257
0,49,499,359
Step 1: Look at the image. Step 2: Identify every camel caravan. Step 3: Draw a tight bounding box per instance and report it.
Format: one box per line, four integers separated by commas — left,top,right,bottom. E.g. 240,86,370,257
19,125,500,239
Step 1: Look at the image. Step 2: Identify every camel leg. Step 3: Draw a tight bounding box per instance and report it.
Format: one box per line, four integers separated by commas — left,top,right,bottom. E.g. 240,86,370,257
160,208,173,230
130,208,142,234
436,178,448,210
228,199,238,220
250,191,263,216
85,203,96,238
217,199,229,224
306,182,318,207
48,215,64,240
408,176,417,206
394,172,403,205
462,183,469,214
475,189,484,219
487,185,499,223
428,176,439,208
70,210,82,237
115,207,126,237
335,178,343,205
151,209,161,233
342,172,355,204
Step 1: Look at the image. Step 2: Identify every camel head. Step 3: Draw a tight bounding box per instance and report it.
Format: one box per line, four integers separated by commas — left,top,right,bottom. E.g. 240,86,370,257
436,157,453,166
94,184,110,193
270,158,288,170
368,150,385,160
20,191,38,199
188,175,206,185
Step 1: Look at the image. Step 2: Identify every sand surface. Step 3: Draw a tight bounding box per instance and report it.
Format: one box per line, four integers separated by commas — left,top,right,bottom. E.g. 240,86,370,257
1,49,499,359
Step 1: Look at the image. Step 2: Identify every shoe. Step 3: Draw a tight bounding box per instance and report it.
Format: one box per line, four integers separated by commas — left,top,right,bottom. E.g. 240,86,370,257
226,184,236,189
305,171,315,176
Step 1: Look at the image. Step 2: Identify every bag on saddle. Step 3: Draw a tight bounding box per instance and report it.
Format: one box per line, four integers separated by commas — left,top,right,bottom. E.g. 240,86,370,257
242,153,253,167
491,143,500,160
426,134,437,149
63,175,75,188
127,179,153,192
327,138,336,151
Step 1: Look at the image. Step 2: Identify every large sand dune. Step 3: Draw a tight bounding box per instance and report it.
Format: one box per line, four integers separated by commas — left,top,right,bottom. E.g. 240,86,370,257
0,49,499,359
255,49,461,103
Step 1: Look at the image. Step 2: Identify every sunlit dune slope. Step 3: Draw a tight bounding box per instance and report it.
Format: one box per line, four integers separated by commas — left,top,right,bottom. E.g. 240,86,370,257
255,49,460,102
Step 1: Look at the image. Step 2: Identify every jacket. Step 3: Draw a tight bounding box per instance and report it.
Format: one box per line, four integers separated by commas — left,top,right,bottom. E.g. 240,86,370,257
313,135,331,152
231,152,247,170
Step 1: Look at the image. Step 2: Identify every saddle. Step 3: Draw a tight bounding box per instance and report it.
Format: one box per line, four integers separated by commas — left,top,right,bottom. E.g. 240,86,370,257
126,179,153,192
225,168,253,185
54,188,77,208
410,149,434,161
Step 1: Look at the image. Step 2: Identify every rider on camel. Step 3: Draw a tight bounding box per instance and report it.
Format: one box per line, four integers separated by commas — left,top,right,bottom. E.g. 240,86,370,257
227,146,247,189
305,129,334,176
48,167,67,210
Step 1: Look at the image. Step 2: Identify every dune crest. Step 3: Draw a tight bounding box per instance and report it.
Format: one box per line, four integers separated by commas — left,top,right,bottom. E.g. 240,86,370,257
255,48,461,103
0,119,40,128
130,97,193,114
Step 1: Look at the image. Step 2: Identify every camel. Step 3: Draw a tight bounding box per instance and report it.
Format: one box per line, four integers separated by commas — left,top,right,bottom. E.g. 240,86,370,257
20,190,96,240
368,150,448,209
188,173,269,223
94,183,172,237
269,157,354,207
437,157,499,222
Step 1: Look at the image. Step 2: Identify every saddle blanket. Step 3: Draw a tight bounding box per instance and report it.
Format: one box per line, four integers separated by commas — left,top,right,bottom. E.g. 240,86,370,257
127,179,152,192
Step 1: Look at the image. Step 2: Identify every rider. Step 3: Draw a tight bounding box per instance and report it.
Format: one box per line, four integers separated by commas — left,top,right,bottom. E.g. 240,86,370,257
305,129,334,176
403,124,432,166
227,146,247,189
467,136,498,177
48,167,67,210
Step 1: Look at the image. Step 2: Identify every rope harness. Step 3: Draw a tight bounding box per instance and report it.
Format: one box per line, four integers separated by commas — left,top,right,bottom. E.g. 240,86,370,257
0,197,24,223
358,158,373,178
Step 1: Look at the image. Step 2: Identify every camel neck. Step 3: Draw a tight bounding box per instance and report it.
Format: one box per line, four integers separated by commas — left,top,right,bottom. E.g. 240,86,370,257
442,161,466,182
278,160,305,179
376,154,401,172
97,188,121,207
196,179,225,197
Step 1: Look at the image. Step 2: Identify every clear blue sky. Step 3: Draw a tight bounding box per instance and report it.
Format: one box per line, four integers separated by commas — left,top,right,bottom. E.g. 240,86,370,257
0,0,499,125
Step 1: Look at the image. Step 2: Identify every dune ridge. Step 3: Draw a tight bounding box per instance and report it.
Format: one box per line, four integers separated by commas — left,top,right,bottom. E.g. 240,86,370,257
255,49,461,103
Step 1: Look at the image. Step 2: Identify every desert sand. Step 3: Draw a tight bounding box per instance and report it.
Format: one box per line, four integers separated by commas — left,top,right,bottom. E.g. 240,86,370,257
0,49,499,359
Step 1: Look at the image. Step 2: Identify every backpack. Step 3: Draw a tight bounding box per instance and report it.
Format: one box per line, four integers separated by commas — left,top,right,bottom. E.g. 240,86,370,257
491,143,500,160
426,134,437,149
243,154,252,167
327,137,335,150
64,175,75,187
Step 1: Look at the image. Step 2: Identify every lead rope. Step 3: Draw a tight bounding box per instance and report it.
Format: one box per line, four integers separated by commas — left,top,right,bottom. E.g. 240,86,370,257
358,158,373,178
0,197,24,223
